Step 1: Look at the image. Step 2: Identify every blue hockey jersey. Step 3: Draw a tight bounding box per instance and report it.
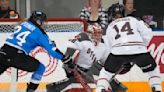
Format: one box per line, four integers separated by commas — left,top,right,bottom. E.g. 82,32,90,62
6,20,64,60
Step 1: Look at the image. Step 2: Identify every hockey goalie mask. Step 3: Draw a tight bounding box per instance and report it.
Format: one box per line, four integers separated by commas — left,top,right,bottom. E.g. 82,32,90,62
87,23,102,44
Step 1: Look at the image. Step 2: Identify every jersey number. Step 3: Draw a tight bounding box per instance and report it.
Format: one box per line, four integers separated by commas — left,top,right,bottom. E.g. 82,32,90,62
113,22,134,39
16,31,31,46
9,26,31,46
15,26,31,46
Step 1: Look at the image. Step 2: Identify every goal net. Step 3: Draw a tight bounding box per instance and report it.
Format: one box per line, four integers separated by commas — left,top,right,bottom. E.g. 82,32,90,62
0,18,86,92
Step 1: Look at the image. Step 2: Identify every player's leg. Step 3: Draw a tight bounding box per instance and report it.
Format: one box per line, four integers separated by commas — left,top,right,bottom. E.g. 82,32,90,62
135,52,163,92
90,59,127,92
11,54,44,92
2,44,44,92
26,63,46,92
13,55,45,92
13,53,46,92
96,68,113,92
96,54,127,92
0,64,9,75
1,44,40,72
0,50,9,75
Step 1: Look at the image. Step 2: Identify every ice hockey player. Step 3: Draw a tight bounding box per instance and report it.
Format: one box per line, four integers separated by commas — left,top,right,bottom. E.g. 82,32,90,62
0,11,74,92
96,3,163,92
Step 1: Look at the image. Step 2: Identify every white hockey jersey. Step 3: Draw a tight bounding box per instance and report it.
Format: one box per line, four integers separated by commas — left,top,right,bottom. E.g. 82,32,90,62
66,32,109,69
104,16,153,55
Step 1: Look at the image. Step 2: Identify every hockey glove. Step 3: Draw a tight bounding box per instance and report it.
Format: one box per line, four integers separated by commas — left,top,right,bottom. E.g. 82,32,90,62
62,55,75,69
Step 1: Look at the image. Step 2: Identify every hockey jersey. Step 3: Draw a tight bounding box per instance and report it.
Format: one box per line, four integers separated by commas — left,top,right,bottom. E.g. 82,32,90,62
6,20,64,60
104,16,153,55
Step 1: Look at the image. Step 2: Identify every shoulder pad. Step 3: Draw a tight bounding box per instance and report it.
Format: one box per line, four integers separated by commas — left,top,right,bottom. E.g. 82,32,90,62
77,32,91,42
69,32,91,43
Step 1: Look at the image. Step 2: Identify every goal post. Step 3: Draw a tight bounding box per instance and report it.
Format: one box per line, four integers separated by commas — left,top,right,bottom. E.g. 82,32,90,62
0,18,87,92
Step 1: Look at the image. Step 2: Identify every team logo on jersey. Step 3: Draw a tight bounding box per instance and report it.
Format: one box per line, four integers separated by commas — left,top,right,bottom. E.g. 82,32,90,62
148,36,164,73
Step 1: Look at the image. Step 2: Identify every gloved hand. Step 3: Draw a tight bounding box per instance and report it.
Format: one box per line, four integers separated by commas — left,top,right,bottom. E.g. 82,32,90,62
63,64,74,78
62,55,75,69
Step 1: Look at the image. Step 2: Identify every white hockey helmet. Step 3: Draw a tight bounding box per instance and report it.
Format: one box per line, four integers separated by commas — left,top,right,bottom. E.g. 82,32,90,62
87,23,102,43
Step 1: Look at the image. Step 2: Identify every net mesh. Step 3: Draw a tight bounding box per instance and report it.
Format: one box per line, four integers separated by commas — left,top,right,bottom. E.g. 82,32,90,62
0,19,85,33
44,22,84,32
0,23,16,32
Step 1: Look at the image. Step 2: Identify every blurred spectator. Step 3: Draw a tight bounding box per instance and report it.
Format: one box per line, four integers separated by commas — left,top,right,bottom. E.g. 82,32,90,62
123,0,158,28
79,0,108,34
0,0,19,18
107,0,140,23
123,0,136,17
142,15,157,28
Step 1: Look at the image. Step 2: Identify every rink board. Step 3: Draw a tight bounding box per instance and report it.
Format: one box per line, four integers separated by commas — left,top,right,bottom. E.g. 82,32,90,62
0,82,164,92
0,30,163,92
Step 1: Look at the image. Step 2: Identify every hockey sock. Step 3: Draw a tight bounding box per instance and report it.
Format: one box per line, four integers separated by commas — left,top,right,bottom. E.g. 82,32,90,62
31,63,45,83
147,67,163,92
96,68,114,91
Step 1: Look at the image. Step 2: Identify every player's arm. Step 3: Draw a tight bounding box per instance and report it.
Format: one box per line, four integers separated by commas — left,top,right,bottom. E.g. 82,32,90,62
38,34,76,69
137,20,153,45
38,34,64,60
66,32,90,62
64,47,80,63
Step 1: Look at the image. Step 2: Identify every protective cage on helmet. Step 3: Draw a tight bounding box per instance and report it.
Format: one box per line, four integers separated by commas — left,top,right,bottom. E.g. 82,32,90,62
87,23,103,43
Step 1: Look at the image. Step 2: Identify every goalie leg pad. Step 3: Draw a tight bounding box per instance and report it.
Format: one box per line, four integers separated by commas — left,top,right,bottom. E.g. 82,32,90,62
46,77,74,92
96,68,114,91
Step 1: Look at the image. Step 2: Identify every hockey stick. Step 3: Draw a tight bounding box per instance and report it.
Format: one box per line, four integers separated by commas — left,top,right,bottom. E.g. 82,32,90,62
69,50,93,92
73,66,92,92
76,64,126,84
76,67,96,83
111,64,125,79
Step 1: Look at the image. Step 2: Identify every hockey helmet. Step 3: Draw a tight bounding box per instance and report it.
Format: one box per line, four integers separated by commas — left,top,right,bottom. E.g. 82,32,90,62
30,11,47,26
108,3,125,19
87,23,102,43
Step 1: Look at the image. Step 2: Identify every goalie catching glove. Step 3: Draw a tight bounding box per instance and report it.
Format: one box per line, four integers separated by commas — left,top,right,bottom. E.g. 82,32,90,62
62,55,75,69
